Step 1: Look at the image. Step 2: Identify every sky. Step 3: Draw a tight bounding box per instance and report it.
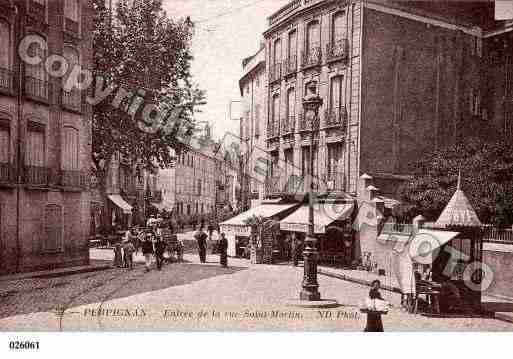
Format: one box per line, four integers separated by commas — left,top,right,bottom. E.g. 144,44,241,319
163,0,289,139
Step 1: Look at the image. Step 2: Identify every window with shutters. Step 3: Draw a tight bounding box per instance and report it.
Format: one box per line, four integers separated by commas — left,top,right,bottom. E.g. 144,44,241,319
327,143,342,176
0,120,10,164
44,204,63,252
273,38,282,65
288,30,297,60
62,126,79,170
0,20,11,70
25,34,48,100
301,146,317,177
26,123,45,167
306,21,320,55
332,12,346,44
64,0,80,21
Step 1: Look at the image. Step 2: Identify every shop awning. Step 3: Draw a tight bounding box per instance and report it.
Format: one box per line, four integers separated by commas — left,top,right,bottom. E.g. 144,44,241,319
220,203,299,236
280,202,354,234
151,201,174,212
108,194,133,215
409,229,460,263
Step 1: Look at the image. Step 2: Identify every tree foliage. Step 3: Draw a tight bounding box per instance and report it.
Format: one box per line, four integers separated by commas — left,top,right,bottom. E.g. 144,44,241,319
396,137,513,227
91,0,205,182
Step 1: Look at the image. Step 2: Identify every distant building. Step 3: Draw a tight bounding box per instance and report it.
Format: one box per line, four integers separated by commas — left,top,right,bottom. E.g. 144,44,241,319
0,0,93,274
239,44,267,209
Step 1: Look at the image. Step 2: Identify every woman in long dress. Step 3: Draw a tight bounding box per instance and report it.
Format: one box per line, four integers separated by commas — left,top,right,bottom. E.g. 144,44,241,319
364,280,384,332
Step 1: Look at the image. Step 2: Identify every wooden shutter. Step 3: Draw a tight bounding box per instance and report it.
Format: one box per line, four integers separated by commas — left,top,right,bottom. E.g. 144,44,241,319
0,20,10,69
274,38,281,65
44,204,63,252
330,76,343,111
307,22,320,53
26,127,45,166
0,125,9,163
288,30,297,59
63,127,79,170
287,88,295,118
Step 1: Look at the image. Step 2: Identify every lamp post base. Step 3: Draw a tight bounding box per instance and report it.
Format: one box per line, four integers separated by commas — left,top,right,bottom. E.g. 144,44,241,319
300,237,321,301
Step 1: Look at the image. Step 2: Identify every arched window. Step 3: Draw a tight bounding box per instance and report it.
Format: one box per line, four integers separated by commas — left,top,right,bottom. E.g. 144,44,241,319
273,37,281,65
287,87,295,119
306,21,320,55
272,94,280,127
288,30,297,60
332,12,346,44
62,126,79,171
0,20,11,70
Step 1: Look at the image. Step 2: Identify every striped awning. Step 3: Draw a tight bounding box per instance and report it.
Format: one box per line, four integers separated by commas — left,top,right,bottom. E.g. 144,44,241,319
108,195,132,215
280,202,354,234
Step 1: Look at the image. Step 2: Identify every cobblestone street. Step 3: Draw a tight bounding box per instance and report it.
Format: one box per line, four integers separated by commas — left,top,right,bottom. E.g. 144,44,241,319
0,249,511,331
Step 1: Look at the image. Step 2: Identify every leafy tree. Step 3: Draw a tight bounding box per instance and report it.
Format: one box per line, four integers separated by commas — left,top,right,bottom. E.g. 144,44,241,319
91,0,205,224
397,137,513,227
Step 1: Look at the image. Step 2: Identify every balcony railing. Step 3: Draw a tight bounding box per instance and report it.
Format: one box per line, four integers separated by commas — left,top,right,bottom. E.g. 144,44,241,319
265,173,321,196
0,67,14,94
64,18,79,34
0,163,16,183
59,170,88,189
284,56,297,75
23,165,49,186
25,76,49,102
324,106,348,129
281,116,295,135
267,120,280,138
28,0,46,19
324,172,345,192
62,89,81,112
269,63,282,83
301,47,322,69
326,39,349,62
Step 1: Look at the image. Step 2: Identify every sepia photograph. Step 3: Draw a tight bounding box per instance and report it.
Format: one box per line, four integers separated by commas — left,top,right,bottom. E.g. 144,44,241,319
1,0,513,349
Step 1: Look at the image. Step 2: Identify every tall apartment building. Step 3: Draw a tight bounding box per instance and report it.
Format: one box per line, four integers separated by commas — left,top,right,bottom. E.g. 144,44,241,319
239,45,268,209
263,0,511,198
0,0,93,274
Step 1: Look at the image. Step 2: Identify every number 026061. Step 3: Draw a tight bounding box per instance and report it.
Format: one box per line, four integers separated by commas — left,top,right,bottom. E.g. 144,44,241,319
9,341,40,350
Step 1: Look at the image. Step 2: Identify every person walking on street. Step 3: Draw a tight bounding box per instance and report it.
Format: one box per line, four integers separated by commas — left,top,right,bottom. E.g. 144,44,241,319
219,232,228,268
141,234,155,272
194,227,208,263
154,236,166,270
364,280,385,332
122,240,135,269
290,234,300,267
113,242,123,268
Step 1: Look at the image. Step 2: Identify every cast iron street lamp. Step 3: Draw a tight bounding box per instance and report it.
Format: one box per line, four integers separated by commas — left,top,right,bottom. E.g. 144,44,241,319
300,83,323,301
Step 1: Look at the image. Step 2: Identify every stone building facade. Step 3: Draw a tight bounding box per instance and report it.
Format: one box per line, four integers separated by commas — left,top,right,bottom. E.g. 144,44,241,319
263,0,512,198
239,45,268,209
0,0,93,274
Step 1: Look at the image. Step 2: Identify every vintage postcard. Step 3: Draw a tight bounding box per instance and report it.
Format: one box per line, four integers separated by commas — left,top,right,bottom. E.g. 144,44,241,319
1,0,513,339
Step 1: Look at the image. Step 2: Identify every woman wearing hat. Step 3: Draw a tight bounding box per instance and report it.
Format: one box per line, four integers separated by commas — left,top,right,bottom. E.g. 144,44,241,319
141,233,155,271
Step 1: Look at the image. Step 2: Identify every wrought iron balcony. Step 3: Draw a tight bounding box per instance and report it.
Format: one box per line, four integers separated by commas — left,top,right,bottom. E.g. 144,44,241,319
23,165,49,186
281,116,295,135
324,106,348,129
0,67,14,94
301,47,322,69
269,63,282,83
298,113,319,132
284,56,297,75
326,39,349,62
0,163,16,184
28,0,46,19
25,76,49,103
62,89,81,112
324,172,346,192
64,18,79,35
59,170,89,189
267,120,280,138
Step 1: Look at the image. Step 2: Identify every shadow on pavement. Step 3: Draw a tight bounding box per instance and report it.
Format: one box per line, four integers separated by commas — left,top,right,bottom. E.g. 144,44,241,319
0,262,247,320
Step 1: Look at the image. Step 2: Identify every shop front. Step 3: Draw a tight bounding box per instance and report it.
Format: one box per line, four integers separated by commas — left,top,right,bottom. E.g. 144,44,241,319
219,201,300,257
279,201,355,267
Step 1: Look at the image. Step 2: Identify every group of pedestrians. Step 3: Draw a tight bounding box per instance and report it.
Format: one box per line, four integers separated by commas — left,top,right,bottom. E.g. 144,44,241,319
193,226,228,268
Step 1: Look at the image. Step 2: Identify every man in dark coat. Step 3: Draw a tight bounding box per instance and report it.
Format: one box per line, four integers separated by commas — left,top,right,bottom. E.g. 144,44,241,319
194,227,208,263
364,280,385,332
290,234,300,267
219,232,228,268
154,237,166,270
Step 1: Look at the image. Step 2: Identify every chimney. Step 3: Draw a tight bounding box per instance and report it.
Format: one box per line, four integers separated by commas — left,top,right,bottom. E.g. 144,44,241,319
358,173,373,197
